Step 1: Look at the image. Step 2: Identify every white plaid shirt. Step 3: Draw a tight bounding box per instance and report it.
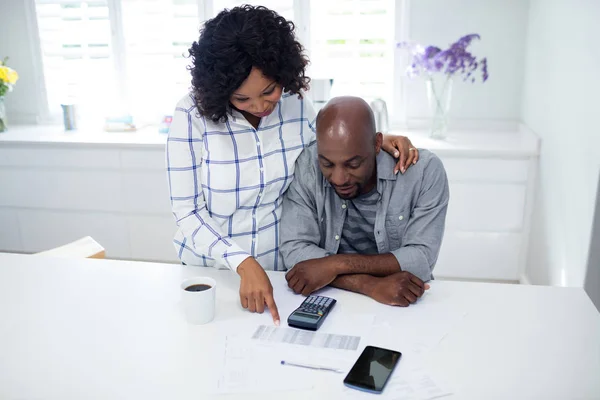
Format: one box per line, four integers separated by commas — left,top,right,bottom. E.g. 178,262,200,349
166,92,316,271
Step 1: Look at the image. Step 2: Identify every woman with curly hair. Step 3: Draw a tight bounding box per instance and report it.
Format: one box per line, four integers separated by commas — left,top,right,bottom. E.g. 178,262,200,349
167,5,419,324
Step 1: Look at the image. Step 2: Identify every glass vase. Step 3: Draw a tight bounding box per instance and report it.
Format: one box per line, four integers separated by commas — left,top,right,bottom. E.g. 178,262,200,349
0,96,6,133
426,76,453,140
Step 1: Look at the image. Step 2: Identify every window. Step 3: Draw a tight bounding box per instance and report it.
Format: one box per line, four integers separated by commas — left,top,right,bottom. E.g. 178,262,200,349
213,0,294,21
35,0,116,124
309,0,396,108
120,0,199,120
32,0,404,125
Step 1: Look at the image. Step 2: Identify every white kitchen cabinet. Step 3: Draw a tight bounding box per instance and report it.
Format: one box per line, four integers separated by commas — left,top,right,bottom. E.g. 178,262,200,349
0,125,539,280
403,127,539,281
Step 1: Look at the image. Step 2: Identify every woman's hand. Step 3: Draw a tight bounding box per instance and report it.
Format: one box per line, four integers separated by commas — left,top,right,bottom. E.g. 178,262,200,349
381,134,420,175
237,257,280,325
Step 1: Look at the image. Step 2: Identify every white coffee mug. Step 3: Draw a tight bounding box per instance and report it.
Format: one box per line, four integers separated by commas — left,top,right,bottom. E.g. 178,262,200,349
181,277,216,325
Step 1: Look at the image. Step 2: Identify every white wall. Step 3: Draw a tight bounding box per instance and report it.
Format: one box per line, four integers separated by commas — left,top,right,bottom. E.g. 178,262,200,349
406,0,529,124
0,0,46,124
522,0,600,287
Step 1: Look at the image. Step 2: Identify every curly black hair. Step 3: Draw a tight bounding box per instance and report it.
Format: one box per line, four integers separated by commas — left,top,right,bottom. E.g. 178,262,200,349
188,5,310,122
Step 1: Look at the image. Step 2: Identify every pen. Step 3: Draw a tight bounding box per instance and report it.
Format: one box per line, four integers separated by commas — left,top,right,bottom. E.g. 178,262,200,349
280,360,344,373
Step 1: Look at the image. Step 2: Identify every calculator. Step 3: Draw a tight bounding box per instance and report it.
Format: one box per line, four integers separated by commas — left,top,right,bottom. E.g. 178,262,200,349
287,295,337,331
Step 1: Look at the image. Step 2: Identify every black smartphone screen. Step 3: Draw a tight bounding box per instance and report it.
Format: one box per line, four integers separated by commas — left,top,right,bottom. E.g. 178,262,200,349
343,346,402,393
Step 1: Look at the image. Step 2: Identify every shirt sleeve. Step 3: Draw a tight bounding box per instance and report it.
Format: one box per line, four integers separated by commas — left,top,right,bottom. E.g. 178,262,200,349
391,154,449,281
166,96,250,271
303,95,317,145
279,144,331,269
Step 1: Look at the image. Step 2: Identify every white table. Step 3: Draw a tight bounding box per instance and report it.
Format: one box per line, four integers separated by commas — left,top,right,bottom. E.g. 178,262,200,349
0,253,598,399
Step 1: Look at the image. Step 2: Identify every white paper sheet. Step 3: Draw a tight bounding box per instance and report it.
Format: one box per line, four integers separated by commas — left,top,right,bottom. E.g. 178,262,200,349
371,304,469,358
341,366,453,400
215,336,314,394
252,325,361,350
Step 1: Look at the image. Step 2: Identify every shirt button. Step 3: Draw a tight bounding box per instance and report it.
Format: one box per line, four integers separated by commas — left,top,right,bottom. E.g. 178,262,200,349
256,141,261,146
335,235,340,241
259,168,264,172
399,215,404,221
341,203,347,209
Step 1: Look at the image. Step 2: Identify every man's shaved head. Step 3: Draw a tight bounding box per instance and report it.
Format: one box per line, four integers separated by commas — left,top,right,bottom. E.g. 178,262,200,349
316,96,377,144
315,96,383,200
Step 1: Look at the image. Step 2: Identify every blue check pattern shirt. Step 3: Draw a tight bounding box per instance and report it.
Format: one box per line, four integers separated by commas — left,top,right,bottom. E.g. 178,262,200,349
166,92,316,271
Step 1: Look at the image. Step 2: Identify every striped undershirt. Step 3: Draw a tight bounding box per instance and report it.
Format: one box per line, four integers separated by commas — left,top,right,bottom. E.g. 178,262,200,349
338,187,381,255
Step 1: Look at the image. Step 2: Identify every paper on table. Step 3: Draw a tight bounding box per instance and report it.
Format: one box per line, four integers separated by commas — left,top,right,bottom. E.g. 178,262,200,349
252,325,361,350
210,313,376,395
215,336,314,394
342,366,453,400
372,305,468,357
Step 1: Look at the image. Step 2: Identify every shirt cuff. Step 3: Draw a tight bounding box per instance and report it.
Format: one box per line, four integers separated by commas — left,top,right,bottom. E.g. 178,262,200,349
392,247,432,282
224,251,252,272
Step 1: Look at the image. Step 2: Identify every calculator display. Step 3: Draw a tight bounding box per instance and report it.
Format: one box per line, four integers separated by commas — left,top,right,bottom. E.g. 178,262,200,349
295,313,319,320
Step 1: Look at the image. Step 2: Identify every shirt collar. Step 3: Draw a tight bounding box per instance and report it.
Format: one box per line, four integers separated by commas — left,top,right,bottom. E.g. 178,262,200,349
322,150,398,188
228,101,281,125
228,108,245,125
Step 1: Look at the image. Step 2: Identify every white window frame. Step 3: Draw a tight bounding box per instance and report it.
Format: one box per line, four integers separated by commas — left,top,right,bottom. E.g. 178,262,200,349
27,0,410,127
394,0,410,129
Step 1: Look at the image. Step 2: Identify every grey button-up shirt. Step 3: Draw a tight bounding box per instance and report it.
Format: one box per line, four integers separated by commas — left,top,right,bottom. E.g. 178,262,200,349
279,143,449,281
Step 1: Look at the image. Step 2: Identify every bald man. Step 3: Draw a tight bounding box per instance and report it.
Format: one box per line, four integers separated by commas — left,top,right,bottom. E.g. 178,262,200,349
279,96,449,307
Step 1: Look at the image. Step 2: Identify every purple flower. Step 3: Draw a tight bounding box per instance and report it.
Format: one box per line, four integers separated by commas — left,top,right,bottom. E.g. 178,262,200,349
398,34,489,82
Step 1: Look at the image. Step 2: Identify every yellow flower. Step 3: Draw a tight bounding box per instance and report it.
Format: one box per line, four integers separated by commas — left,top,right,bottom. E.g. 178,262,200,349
0,66,18,85
7,68,18,84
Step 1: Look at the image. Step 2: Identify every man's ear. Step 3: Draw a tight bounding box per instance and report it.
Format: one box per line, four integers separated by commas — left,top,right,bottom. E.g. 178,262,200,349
374,132,384,154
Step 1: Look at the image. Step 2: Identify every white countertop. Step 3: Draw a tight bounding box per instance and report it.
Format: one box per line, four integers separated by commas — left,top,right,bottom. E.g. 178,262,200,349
0,253,597,399
394,126,540,158
0,124,540,158
0,124,167,148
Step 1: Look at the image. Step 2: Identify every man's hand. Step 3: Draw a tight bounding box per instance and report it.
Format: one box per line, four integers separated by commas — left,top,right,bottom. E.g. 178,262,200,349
237,257,280,325
367,271,430,306
285,256,342,296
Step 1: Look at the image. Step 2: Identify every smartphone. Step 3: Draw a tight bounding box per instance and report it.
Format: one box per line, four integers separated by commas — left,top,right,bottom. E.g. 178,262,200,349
343,345,402,394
